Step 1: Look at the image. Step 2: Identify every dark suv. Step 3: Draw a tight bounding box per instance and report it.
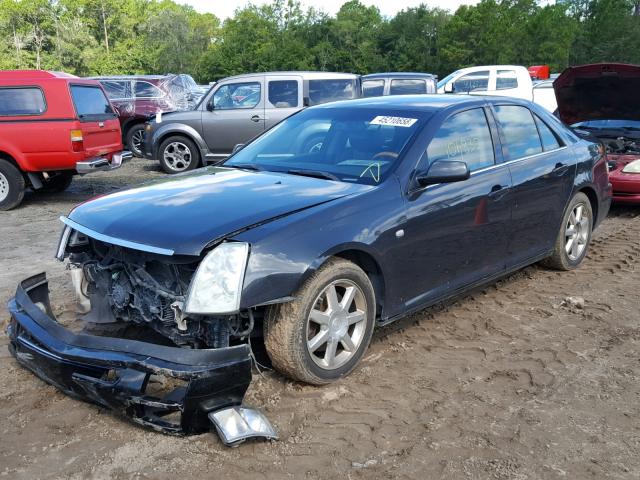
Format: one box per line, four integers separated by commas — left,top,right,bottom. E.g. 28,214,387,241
142,71,361,173
90,74,207,157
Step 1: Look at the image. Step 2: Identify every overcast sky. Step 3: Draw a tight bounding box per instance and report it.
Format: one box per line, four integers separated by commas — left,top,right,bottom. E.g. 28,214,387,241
179,0,479,20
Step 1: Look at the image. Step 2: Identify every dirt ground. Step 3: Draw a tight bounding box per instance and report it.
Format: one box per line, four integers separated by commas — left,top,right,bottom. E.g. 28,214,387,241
0,158,639,479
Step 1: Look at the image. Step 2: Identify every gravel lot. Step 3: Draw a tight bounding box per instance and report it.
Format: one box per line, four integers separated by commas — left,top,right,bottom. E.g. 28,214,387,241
1,158,639,479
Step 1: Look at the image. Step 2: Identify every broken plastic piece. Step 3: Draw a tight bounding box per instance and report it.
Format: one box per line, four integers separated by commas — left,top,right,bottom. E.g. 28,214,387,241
209,406,278,446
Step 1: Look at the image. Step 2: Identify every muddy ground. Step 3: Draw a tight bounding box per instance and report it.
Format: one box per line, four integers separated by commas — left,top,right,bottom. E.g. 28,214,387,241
0,158,639,479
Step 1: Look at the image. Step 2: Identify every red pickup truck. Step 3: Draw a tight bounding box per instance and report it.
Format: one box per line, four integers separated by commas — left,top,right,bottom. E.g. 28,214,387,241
0,70,131,210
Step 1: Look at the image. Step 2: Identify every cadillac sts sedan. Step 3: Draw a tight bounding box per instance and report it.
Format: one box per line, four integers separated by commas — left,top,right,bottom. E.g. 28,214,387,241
7,95,611,445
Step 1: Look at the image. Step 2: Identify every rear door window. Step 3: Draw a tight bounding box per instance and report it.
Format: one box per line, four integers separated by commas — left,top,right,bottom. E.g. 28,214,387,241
496,70,518,90
0,87,46,116
268,80,299,108
389,79,427,95
426,108,495,172
134,81,164,98
69,85,115,120
494,105,543,160
362,80,385,97
308,79,357,105
453,71,489,93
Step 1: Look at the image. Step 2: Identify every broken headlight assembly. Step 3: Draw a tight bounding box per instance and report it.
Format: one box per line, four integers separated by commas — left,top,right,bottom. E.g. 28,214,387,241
185,242,249,315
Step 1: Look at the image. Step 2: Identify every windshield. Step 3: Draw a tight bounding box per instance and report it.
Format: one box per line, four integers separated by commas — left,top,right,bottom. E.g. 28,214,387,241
223,107,429,185
437,71,460,90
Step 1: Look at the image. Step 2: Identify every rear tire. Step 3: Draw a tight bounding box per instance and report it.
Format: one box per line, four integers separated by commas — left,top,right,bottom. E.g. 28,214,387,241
264,258,376,385
0,159,25,211
38,172,73,193
125,124,146,158
542,192,593,271
158,136,200,174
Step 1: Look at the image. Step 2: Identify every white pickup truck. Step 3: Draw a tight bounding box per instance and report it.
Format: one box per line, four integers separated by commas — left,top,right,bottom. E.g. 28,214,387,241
437,65,557,112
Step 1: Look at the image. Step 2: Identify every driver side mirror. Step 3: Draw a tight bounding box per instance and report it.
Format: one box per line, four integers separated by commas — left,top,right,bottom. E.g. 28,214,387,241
444,82,454,94
415,160,470,186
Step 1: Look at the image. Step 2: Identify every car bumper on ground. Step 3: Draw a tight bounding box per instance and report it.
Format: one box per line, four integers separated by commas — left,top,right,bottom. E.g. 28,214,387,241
6,273,277,445
76,151,132,174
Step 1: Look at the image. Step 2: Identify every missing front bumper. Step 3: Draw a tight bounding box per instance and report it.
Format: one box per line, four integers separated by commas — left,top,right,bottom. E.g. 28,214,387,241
6,273,276,445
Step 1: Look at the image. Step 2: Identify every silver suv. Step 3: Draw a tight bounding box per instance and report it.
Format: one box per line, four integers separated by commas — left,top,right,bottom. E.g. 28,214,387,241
142,71,361,173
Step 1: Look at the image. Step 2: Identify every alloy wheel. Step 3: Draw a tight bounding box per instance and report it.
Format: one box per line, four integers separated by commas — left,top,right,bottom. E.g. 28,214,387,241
306,280,368,370
163,142,192,171
131,129,145,156
565,203,590,261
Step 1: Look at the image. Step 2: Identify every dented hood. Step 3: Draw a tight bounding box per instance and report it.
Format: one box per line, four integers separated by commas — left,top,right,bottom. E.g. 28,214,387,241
554,63,640,125
67,167,370,256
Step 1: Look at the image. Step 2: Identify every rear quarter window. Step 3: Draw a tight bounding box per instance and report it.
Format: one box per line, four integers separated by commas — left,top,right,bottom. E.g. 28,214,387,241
70,85,115,120
0,87,46,116
389,79,427,95
308,79,357,105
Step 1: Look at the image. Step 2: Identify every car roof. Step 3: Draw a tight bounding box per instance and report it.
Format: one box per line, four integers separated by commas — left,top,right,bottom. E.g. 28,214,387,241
218,71,359,82
0,70,79,80
363,72,436,79
87,75,169,81
313,93,533,112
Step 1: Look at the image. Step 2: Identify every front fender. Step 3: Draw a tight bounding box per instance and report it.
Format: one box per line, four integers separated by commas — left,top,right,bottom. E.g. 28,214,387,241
233,180,403,313
151,123,209,159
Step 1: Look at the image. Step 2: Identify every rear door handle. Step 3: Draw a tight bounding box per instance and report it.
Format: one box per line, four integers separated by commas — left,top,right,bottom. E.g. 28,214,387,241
251,115,266,122
488,184,509,200
553,162,569,175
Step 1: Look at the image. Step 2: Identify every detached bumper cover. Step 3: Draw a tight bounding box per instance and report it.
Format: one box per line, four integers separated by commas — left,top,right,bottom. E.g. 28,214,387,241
7,273,252,435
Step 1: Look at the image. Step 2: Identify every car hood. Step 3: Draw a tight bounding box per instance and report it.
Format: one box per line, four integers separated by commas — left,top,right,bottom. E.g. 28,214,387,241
554,63,640,125
66,167,371,256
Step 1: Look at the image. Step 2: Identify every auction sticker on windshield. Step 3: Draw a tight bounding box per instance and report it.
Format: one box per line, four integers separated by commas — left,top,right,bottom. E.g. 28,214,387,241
370,116,418,127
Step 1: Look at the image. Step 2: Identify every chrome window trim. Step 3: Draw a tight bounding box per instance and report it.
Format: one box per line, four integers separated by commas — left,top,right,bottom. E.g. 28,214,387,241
471,145,568,176
59,216,175,256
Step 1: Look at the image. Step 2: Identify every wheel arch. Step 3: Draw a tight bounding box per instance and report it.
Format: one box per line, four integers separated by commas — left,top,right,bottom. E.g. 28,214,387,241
152,124,209,160
577,185,599,225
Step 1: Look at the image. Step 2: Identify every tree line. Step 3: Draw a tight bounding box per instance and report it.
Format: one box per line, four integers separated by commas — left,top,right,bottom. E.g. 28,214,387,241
1,0,639,83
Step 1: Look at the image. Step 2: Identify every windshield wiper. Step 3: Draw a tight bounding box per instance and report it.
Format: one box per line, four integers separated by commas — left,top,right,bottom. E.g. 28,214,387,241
286,169,340,181
227,163,263,171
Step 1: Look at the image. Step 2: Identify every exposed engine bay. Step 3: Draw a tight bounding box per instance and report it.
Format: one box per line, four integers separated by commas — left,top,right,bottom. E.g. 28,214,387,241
66,232,256,349
601,136,640,155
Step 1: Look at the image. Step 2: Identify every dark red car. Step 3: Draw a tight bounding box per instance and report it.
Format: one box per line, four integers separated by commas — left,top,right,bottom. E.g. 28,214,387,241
90,75,206,157
0,70,130,210
555,63,640,204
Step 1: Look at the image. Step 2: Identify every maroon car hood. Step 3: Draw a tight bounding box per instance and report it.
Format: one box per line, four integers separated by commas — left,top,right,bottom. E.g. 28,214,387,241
554,63,640,125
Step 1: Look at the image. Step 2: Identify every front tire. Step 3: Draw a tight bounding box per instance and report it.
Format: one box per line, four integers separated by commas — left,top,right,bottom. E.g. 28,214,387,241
158,135,201,174
0,159,25,211
264,258,376,385
125,124,146,158
542,192,593,270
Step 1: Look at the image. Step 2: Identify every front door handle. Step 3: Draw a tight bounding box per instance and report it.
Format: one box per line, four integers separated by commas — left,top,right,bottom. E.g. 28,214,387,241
251,115,265,122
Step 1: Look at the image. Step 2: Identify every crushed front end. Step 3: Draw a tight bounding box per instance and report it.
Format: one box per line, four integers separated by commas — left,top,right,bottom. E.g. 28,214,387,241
7,219,277,445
